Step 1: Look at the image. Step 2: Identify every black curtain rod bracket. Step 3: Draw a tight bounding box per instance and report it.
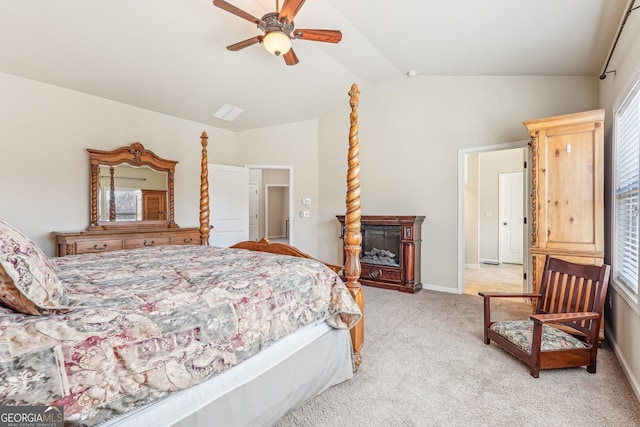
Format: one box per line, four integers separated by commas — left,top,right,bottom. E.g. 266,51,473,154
600,1,638,80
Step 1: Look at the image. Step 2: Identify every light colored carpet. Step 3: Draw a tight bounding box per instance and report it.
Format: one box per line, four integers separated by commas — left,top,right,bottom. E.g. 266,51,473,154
276,286,640,427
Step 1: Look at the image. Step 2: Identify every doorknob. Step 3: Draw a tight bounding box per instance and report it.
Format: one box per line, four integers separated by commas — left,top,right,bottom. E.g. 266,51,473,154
503,222,508,226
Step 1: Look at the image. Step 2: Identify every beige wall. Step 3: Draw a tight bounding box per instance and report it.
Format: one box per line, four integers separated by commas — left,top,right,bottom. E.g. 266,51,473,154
0,72,237,256
317,75,599,291
237,120,319,256
599,7,640,402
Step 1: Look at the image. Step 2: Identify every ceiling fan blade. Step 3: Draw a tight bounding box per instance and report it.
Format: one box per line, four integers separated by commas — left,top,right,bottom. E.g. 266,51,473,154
278,0,306,24
227,36,263,51
283,48,299,66
293,29,342,43
213,0,264,26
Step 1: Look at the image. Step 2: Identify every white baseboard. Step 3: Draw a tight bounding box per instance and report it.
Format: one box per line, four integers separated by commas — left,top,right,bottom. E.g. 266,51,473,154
480,258,500,265
465,263,481,269
605,324,640,404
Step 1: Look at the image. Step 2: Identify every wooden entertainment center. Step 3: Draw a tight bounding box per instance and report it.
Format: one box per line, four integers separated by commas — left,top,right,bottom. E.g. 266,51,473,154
336,215,424,293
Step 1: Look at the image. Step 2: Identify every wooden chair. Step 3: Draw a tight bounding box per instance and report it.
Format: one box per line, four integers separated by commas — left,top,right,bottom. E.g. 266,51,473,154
480,256,611,378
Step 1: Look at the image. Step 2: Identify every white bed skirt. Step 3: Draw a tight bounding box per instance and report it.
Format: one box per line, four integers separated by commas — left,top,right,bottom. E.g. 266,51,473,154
99,320,354,427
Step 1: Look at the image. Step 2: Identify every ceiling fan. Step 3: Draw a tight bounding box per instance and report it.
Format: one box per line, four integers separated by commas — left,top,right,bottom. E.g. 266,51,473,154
212,0,342,66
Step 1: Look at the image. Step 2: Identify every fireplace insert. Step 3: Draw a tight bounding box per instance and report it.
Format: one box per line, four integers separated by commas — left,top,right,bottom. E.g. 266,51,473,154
361,225,401,267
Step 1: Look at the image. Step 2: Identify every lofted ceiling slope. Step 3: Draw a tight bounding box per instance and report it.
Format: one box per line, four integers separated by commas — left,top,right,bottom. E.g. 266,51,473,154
0,0,630,131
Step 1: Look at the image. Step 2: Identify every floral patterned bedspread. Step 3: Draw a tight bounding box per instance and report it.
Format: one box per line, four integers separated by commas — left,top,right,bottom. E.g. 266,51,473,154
0,245,361,426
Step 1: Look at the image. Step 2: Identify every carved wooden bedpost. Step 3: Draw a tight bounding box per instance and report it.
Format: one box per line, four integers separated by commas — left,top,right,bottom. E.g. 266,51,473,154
90,164,99,226
346,83,364,371
199,132,211,245
109,166,116,221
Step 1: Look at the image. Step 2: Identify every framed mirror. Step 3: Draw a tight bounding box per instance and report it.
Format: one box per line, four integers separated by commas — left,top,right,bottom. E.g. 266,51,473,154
88,142,178,229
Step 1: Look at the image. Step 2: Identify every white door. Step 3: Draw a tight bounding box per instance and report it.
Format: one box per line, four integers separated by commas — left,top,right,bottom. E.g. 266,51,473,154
209,164,249,247
499,172,524,264
248,182,258,241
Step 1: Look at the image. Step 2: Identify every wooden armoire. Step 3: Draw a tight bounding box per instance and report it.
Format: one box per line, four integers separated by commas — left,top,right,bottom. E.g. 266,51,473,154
524,109,605,300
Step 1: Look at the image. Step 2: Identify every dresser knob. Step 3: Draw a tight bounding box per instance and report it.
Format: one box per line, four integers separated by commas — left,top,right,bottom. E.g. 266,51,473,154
93,243,107,251
144,240,155,246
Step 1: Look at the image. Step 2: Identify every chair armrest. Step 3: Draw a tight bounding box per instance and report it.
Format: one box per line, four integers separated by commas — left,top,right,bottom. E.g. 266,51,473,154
530,312,600,324
479,291,541,299
480,291,541,345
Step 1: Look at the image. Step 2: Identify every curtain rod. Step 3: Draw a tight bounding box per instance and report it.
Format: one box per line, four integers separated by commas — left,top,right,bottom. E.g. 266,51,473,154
600,0,638,80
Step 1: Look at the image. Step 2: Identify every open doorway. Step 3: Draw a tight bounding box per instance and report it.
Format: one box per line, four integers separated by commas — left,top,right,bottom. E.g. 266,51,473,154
246,166,292,245
265,185,290,241
458,142,530,296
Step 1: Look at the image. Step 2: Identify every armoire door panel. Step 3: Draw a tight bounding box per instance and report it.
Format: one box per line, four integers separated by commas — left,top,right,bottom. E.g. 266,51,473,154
532,114,602,253
542,130,597,247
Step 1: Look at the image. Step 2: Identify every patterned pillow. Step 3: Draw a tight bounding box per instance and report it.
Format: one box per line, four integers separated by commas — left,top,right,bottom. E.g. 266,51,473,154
0,221,66,313
0,266,41,315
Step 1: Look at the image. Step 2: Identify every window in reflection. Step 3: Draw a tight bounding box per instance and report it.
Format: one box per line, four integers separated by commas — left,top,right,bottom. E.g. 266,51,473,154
97,164,168,222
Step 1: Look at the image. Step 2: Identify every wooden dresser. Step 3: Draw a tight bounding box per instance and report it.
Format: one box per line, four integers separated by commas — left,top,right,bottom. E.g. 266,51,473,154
54,142,204,257
54,228,201,256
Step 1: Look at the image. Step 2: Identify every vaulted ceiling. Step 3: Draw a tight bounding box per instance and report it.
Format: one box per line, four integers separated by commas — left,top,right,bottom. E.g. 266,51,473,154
0,0,629,131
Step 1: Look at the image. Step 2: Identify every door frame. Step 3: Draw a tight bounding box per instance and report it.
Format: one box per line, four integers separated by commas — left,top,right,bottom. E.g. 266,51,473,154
457,141,530,294
245,165,294,246
248,181,259,241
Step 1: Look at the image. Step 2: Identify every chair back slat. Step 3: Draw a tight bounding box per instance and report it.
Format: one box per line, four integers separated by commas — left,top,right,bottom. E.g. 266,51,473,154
569,276,582,313
536,257,610,340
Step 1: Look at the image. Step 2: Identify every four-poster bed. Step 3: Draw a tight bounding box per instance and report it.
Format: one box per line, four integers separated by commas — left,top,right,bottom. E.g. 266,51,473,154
0,85,365,426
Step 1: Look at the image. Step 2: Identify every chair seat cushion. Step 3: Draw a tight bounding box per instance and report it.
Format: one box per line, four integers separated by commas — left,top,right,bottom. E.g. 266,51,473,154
490,320,590,354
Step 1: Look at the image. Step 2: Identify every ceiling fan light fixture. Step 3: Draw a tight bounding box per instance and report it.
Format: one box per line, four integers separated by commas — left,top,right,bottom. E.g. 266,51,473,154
263,31,291,56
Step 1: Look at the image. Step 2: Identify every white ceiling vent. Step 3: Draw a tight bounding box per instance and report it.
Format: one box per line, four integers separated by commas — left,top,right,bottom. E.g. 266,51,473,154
213,104,245,122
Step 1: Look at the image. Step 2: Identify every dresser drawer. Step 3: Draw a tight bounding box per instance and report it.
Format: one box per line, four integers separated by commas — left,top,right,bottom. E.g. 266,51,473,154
171,233,200,245
124,236,171,249
75,239,124,254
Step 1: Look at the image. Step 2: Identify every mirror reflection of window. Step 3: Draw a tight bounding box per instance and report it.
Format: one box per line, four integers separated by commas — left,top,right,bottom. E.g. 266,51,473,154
97,164,168,222
99,189,143,221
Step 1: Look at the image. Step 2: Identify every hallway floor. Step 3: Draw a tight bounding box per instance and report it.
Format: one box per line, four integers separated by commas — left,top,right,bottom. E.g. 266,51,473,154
464,262,523,296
